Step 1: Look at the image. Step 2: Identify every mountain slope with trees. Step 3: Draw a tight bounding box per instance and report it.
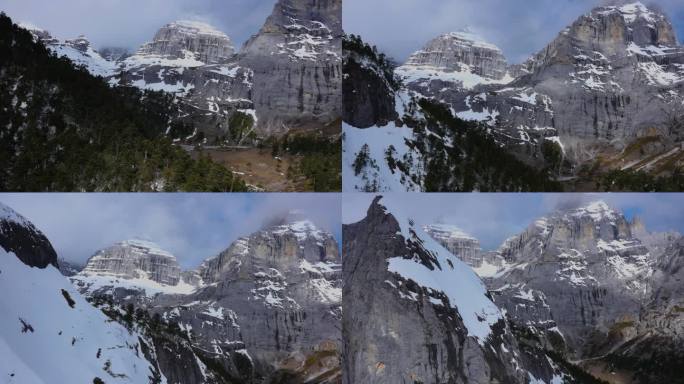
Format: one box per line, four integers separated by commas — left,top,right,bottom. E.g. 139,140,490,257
0,13,247,191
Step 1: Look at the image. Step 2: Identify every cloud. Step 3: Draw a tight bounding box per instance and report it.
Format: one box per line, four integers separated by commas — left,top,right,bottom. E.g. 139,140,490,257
0,193,341,269
343,0,684,63
344,193,684,251
0,0,275,51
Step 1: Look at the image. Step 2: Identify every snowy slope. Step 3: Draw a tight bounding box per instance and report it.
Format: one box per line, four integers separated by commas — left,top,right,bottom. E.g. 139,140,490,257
377,196,503,345
20,24,118,78
51,40,119,77
342,121,423,192
0,249,162,384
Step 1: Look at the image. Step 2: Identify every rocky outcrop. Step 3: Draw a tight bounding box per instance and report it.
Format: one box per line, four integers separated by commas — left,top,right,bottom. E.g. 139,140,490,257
479,199,684,381
162,219,342,382
602,237,684,383
424,224,482,267
137,20,235,64
239,0,342,135
388,2,684,177
402,30,509,81
488,201,660,355
73,217,342,383
342,35,398,128
343,196,566,384
78,239,182,285
0,202,58,269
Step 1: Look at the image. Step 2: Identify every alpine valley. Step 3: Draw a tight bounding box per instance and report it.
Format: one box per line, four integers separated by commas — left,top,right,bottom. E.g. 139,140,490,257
344,196,684,384
343,1,684,192
1,0,342,192
0,201,342,384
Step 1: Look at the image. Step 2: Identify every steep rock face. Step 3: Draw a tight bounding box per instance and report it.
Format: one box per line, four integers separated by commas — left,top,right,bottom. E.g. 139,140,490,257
488,201,670,357
343,196,566,384
603,237,684,383
72,218,342,383
396,30,514,99
509,2,684,151
342,36,398,128
386,2,684,177
424,224,482,266
239,0,342,134
79,239,182,285
71,240,197,300
401,31,510,81
23,3,343,144
137,20,235,65
115,21,256,143
0,202,58,269
167,219,342,382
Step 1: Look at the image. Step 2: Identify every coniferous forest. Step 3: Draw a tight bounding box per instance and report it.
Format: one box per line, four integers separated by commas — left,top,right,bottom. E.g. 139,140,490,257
0,13,248,192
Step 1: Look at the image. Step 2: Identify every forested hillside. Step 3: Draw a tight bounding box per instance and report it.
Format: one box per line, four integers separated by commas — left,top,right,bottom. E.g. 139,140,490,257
0,13,247,191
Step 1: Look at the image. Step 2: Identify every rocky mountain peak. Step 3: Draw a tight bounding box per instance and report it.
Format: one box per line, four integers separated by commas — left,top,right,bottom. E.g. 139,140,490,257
424,223,483,268
237,0,342,134
563,200,619,221
558,0,677,59
136,20,235,64
0,202,58,269
79,239,182,286
198,216,339,285
402,28,509,81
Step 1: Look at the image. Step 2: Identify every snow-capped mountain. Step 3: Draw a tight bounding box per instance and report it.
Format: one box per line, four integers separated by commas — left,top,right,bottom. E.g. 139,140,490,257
423,223,482,266
21,0,341,144
0,203,165,384
479,200,683,382
343,1,684,191
20,24,118,77
70,216,342,383
72,239,198,299
0,202,58,269
135,20,236,65
402,2,684,165
343,196,576,383
396,30,514,93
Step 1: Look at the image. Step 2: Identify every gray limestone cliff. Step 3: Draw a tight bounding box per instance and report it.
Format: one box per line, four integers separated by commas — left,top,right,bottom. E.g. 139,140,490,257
77,239,182,286
136,20,236,65
343,197,567,384
71,217,342,383
239,0,342,135
392,2,684,176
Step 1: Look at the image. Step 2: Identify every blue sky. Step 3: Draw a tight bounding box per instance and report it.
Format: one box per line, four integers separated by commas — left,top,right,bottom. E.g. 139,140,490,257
344,0,684,63
1,193,341,268
343,193,684,251
0,0,276,51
